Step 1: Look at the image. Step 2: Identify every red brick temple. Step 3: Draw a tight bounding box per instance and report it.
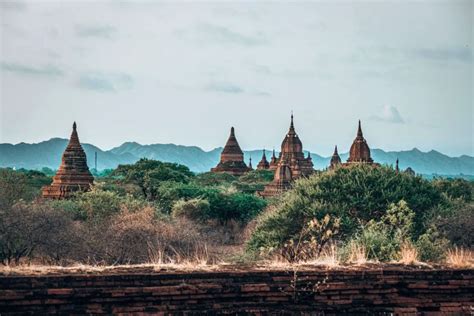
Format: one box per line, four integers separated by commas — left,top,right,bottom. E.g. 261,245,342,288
329,145,341,169
211,127,252,176
343,120,378,166
256,150,270,170
260,115,314,197
268,149,278,171
42,122,94,199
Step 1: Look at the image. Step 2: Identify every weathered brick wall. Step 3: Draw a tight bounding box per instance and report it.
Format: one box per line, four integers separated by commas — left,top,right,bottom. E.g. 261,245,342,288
0,268,473,314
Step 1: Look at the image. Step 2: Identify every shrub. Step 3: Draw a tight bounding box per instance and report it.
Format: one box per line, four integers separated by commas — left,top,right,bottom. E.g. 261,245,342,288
415,227,450,262
247,165,441,256
433,202,474,248
342,201,415,262
171,198,210,222
278,214,341,263
432,178,473,202
0,203,80,265
0,169,31,209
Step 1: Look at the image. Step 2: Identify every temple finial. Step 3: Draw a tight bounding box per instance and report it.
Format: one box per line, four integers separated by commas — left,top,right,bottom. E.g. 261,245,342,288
334,145,338,155
262,148,266,158
230,126,235,136
73,121,77,131
357,120,363,137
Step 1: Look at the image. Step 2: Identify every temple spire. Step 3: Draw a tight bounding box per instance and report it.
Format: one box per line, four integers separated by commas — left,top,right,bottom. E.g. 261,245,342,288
334,145,338,155
69,121,80,146
230,126,235,136
262,149,266,159
357,120,363,138
289,113,295,133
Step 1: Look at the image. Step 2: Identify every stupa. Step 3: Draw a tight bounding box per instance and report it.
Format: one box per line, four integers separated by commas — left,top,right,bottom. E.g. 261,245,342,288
329,145,341,169
211,127,251,176
257,150,270,170
42,122,94,199
260,115,314,197
344,120,377,165
268,149,278,171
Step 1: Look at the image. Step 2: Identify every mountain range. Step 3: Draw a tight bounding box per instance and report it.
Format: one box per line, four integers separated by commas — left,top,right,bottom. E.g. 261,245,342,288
0,138,473,176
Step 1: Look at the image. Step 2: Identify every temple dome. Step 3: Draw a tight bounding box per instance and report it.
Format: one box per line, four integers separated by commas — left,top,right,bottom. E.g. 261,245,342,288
347,120,373,163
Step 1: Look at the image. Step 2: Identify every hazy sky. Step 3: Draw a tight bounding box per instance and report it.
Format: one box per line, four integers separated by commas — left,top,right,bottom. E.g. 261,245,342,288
1,0,472,157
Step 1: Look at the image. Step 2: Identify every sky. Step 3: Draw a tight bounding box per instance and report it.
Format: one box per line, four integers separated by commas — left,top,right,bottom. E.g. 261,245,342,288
0,0,472,157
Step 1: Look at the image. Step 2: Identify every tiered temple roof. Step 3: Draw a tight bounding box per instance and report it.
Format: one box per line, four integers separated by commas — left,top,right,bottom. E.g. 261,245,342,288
260,115,314,197
345,120,375,165
211,127,251,176
269,149,278,171
42,122,94,199
329,145,341,169
257,150,270,170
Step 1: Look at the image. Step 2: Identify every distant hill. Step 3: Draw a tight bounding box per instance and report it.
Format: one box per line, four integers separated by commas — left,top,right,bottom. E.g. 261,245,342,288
1,138,473,176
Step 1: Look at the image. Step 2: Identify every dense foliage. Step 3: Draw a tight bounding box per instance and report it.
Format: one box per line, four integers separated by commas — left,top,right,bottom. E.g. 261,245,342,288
247,165,473,262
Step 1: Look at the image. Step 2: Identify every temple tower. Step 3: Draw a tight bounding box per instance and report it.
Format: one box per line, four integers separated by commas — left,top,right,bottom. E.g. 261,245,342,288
345,120,375,164
211,127,251,176
269,149,278,171
42,122,94,199
257,149,270,170
260,115,314,197
329,145,341,169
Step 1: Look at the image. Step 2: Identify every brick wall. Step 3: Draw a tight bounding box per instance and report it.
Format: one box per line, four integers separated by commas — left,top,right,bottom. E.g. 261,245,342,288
1,268,473,314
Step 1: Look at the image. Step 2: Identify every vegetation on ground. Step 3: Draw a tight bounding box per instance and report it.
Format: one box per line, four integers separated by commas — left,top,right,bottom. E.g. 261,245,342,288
0,161,472,268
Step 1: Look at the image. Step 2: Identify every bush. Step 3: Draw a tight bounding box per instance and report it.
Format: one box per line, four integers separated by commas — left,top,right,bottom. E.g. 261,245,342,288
415,227,450,262
343,201,415,262
432,178,473,202
430,202,474,248
0,203,80,265
247,165,439,255
0,169,31,209
171,198,210,222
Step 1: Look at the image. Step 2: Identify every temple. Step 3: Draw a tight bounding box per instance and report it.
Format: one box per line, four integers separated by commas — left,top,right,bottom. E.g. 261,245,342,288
260,115,314,197
268,149,278,171
42,122,94,199
329,145,341,169
211,127,251,176
257,150,270,170
344,120,377,165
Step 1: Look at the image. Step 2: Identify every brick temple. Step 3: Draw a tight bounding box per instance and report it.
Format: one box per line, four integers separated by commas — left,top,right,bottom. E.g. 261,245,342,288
329,145,342,169
211,127,252,176
256,150,270,170
42,122,94,199
259,115,314,197
343,120,378,166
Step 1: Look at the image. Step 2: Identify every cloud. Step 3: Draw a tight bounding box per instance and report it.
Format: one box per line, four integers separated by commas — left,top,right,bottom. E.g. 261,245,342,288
1,62,64,77
370,105,405,124
193,23,268,47
0,1,27,11
205,82,244,94
412,47,472,63
78,73,133,92
75,25,117,39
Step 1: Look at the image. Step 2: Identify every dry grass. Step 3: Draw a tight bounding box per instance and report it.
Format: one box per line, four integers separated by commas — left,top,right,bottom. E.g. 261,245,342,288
446,248,474,268
398,242,419,265
345,242,368,264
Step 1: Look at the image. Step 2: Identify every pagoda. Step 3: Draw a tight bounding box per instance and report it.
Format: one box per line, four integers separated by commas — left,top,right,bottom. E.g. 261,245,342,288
344,120,377,165
257,149,270,170
268,149,278,171
260,115,314,197
42,122,94,199
329,145,341,169
211,127,251,176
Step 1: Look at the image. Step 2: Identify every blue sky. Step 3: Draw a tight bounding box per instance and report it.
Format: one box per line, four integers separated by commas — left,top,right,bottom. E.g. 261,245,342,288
0,0,472,156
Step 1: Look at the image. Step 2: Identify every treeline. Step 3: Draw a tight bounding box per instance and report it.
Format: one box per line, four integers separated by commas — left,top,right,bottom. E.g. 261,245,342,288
0,161,472,266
